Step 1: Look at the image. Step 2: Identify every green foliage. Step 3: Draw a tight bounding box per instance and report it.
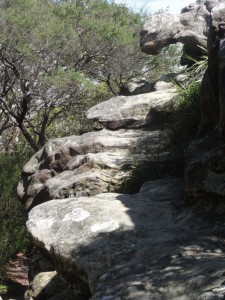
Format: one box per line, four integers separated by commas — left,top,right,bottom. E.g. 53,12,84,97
114,157,165,194
0,284,8,293
174,72,202,142
0,0,152,149
166,49,208,173
169,80,201,174
146,44,183,82
185,46,208,80
0,0,183,150
44,69,86,88
0,152,30,282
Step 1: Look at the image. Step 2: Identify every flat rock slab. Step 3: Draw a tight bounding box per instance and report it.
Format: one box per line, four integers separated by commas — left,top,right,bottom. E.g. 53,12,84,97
27,178,225,299
86,90,177,130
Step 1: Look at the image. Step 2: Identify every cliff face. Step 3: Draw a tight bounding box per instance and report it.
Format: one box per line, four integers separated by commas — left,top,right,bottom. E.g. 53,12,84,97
141,0,225,214
19,1,225,299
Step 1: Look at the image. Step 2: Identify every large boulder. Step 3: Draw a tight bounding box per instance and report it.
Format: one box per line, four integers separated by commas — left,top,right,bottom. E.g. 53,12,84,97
86,89,177,130
140,0,225,213
140,1,225,139
18,128,174,210
140,1,210,59
140,0,225,63
27,178,225,299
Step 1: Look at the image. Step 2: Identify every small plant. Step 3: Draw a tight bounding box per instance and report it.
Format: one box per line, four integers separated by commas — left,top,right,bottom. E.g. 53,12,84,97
175,61,202,137
169,72,202,175
114,156,166,194
0,284,8,294
183,45,208,81
189,58,208,77
171,45,207,149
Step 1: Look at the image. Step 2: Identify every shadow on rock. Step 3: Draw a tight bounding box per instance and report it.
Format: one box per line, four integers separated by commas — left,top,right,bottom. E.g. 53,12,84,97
26,178,225,299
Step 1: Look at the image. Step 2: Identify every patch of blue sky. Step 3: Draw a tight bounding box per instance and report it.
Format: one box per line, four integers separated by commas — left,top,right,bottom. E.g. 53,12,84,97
113,0,193,14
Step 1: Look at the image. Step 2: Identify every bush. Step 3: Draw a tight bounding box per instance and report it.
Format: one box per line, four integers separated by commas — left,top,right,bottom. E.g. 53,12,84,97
174,81,201,142
0,151,30,282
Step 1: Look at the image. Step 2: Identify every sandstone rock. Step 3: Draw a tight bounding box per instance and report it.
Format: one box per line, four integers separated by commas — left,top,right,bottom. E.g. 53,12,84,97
24,271,74,300
154,76,175,92
119,73,187,96
18,128,174,209
140,0,215,62
27,178,225,299
198,291,225,300
87,89,178,130
211,1,225,29
185,132,225,214
17,1,225,300
154,73,188,91
28,250,55,281
140,0,225,142
119,78,154,96
140,0,225,187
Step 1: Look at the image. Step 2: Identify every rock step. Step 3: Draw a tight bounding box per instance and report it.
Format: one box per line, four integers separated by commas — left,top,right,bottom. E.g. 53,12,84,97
27,178,225,299
18,128,174,210
86,89,177,130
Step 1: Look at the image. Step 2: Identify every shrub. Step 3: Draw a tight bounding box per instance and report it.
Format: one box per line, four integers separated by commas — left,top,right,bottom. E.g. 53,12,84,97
0,152,30,282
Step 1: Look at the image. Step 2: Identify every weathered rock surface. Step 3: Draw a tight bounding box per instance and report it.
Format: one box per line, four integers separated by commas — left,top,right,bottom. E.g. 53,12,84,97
140,5,209,58
24,271,75,300
20,1,225,299
18,128,173,209
119,78,154,96
156,73,188,90
185,131,225,214
140,0,225,215
87,89,177,130
27,178,225,299
211,1,225,29
119,73,187,96
140,0,224,63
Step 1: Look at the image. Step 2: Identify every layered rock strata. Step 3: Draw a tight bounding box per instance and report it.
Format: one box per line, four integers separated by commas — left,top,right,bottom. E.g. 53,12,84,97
18,89,177,210
20,1,225,299
20,71,180,299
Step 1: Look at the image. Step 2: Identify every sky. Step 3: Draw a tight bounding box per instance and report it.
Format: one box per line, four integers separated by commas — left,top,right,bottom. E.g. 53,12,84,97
114,0,193,14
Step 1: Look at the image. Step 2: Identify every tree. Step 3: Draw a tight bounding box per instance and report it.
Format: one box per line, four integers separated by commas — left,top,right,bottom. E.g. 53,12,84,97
0,0,181,151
